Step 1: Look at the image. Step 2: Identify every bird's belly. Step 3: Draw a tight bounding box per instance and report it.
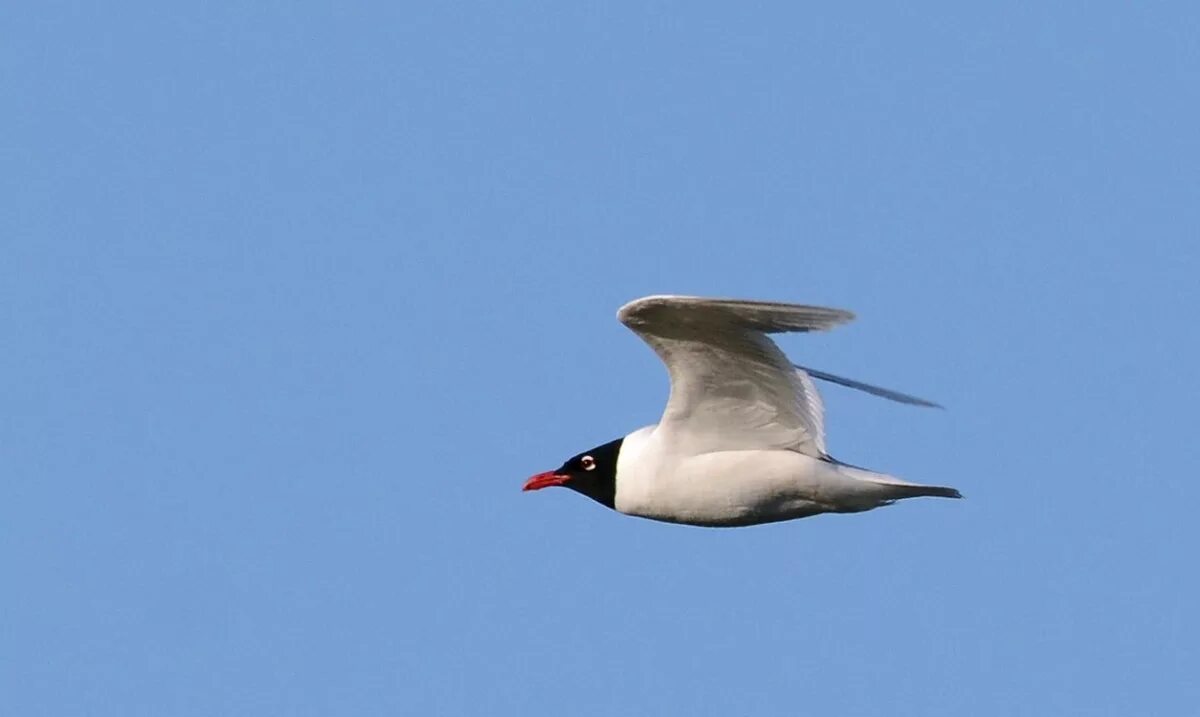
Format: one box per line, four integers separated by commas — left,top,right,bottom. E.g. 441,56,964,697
615,450,842,527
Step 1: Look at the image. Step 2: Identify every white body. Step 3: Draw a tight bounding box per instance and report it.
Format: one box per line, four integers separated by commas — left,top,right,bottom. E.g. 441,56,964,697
604,296,959,527
615,425,926,527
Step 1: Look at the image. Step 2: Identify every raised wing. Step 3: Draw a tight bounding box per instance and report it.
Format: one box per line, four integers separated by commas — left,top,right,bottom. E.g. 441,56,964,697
617,295,853,457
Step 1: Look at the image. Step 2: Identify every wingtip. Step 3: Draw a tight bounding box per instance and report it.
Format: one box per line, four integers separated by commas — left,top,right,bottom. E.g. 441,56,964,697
796,364,944,409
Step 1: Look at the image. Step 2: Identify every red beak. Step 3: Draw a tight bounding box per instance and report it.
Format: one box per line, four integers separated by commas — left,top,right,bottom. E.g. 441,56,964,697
523,471,570,491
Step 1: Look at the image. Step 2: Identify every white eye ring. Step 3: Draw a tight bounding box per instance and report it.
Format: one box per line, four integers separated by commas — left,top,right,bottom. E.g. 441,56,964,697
580,455,596,471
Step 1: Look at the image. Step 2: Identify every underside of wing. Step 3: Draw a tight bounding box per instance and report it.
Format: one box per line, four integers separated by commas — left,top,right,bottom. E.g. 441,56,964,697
617,295,849,457
793,367,827,455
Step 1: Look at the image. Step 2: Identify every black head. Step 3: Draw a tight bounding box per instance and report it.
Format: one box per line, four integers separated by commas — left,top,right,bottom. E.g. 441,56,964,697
522,438,623,509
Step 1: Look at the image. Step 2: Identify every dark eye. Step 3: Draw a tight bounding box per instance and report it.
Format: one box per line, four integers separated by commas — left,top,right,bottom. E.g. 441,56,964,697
580,455,596,471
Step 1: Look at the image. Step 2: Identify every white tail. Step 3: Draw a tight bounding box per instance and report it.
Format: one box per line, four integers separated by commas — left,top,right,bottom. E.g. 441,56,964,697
835,463,962,500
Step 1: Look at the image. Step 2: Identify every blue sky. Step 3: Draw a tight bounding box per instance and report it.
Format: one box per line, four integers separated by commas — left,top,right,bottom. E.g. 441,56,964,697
4,2,1199,715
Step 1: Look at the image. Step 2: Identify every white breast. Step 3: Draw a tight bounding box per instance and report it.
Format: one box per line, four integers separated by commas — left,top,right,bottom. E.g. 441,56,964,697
613,427,856,527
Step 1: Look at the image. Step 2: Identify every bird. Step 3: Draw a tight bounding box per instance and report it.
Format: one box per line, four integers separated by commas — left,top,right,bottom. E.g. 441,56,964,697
523,295,961,527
